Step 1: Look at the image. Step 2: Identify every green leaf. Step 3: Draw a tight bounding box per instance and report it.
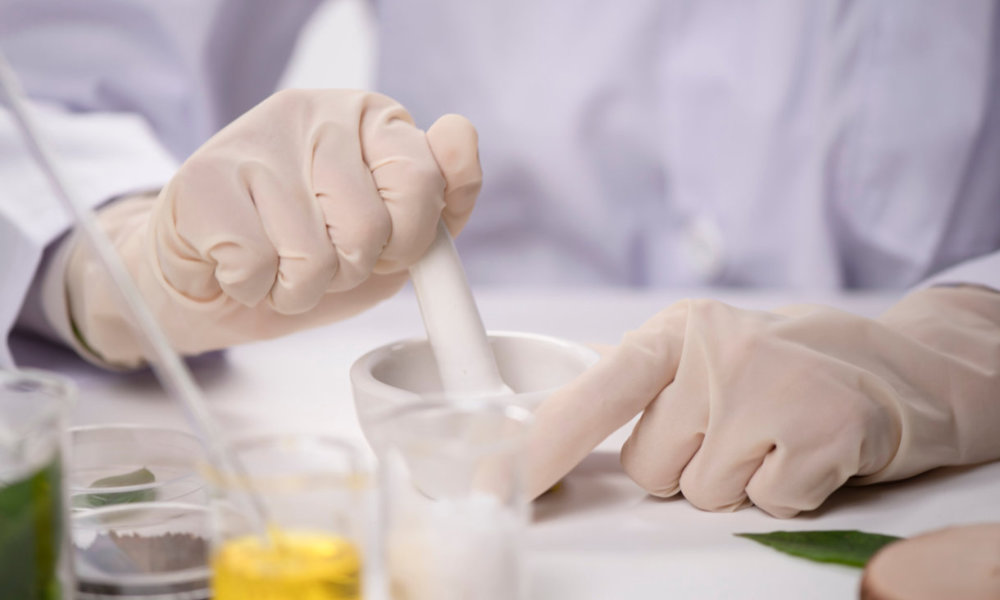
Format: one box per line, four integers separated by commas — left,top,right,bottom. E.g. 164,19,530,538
73,467,156,509
735,530,902,568
89,467,156,489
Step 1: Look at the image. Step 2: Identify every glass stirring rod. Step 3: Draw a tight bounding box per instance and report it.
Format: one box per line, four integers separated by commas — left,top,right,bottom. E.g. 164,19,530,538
0,51,272,538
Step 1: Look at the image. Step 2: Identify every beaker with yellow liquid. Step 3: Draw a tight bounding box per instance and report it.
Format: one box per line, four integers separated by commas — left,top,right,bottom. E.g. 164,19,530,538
205,434,370,600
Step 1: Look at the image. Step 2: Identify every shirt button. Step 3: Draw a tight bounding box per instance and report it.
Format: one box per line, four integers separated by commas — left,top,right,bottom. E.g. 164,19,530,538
680,214,725,282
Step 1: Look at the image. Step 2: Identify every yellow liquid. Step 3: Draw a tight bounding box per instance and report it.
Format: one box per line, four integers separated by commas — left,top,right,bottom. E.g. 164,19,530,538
212,530,361,600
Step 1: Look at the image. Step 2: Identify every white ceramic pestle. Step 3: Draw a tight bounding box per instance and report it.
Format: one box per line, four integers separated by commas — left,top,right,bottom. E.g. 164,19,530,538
409,221,513,397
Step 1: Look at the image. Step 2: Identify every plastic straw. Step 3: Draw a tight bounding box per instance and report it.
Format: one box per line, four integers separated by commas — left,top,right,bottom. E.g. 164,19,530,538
0,52,271,537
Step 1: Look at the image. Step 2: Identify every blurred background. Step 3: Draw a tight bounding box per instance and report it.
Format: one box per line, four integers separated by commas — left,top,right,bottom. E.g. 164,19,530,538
278,0,375,92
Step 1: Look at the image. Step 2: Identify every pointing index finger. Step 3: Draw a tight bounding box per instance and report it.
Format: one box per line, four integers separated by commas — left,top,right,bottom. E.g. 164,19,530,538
524,302,690,498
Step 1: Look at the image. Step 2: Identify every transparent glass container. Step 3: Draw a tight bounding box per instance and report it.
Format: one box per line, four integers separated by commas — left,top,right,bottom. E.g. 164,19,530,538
0,368,75,600
369,401,533,600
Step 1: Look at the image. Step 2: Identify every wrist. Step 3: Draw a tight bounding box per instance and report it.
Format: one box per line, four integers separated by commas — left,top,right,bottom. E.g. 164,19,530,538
53,193,159,369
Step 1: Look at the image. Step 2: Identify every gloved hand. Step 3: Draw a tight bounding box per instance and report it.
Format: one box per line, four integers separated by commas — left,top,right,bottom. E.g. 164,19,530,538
41,90,481,369
526,286,1000,517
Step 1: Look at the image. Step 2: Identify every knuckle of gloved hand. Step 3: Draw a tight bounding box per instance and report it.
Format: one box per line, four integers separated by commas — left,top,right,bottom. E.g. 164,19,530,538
380,158,443,217
678,469,746,513
746,452,850,518
827,398,895,476
731,326,769,355
624,466,680,498
856,404,900,474
366,93,414,124
620,445,680,498
686,297,725,316
169,158,237,237
262,88,312,114
170,154,224,200
334,212,391,269
745,471,807,516
715,321,777,375
344,206,393,251
687,297,742,325
754,499,802,519
299,246,341,286
638,298,699,336
689,297,766,334
833,386,888,442
170,157,287,303
268,272,329,315
747,481,822,519
644,297,734,335
371,147,443,196
214,254,278,307
401,156,448,201
354,93,416,136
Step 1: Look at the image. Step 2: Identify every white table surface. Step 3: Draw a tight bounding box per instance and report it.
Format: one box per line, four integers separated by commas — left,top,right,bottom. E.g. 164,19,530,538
12,287,1000,599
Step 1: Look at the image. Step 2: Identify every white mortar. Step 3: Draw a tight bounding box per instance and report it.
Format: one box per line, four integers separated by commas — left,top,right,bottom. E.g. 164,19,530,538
349,331,599,440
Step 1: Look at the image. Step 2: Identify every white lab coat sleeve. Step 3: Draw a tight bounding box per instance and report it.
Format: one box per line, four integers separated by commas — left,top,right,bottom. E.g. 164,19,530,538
916,250,1000,293
0,101,177,367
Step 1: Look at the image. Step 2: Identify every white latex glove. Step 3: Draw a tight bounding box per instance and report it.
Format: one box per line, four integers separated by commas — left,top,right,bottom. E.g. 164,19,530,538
41,90,481,369
526,286,1000,518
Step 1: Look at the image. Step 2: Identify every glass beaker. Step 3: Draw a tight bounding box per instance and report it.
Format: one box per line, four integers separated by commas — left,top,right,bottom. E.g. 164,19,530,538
370,400,533,600
72,501,223,599
0,368,75,600
204,433,371,600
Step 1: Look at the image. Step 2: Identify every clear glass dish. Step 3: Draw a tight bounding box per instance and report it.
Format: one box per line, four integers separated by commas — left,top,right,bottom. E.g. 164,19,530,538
69,424,205,511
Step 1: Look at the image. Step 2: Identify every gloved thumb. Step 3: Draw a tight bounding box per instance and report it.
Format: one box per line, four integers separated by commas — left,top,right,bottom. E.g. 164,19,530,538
524,303,690,498
426,114,482,236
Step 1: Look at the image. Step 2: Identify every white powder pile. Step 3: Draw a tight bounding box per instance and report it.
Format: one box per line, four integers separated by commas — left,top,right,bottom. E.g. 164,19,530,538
389,492,523,600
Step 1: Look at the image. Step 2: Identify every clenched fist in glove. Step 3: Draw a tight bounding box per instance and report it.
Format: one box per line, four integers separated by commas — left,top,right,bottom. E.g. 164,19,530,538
41,90,481,369
526,286,1000,517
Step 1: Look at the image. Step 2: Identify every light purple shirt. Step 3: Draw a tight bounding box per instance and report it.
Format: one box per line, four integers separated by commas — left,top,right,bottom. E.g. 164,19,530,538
2,0,998,364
